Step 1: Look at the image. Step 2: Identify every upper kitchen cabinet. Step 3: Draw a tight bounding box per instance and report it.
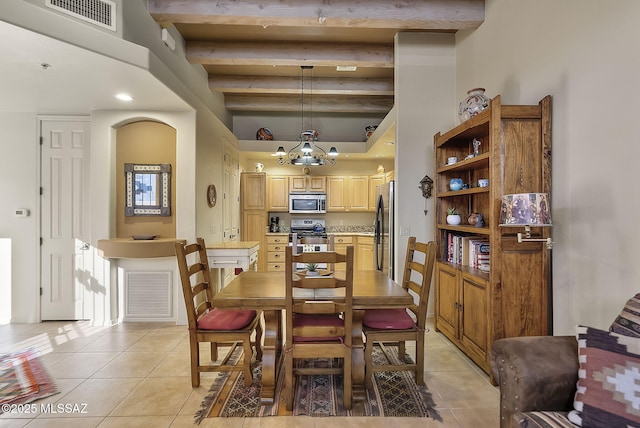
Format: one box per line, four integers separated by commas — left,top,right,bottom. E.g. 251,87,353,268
267,175,289,212
241,172,266,211
289,175,327,193
327,176,369,212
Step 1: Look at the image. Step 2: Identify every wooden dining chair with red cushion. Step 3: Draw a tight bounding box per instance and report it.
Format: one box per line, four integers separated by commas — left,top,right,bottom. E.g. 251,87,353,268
175,238,262,387
363,237,436,387
284,244,354,410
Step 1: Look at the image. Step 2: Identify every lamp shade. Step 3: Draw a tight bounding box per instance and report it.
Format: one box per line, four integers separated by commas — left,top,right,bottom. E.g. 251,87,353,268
499,193,552,226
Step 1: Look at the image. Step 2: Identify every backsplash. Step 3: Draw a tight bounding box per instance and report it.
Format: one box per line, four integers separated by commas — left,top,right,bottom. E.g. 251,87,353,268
327,225,375,234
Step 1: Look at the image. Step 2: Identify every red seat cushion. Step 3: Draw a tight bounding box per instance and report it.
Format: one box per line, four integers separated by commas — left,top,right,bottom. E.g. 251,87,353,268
363,308,415,330
197,308,257,330
293,313,344,342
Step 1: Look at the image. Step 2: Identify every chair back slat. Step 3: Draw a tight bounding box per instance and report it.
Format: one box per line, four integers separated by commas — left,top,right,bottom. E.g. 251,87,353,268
175,237,215,329
400,237,437,330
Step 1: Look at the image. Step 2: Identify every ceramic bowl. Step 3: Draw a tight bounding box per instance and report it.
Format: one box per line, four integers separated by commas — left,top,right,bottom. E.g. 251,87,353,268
478,179,489,188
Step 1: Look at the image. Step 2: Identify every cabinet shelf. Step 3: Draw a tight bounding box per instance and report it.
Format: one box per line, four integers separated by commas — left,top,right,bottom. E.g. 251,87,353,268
438,187,489,198
437,153,489,173
438,260,490,279
436,224,490,235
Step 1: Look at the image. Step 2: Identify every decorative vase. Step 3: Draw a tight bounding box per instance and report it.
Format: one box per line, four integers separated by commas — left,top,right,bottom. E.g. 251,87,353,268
458,88,490,122
449,178,463,191
447,214,462,225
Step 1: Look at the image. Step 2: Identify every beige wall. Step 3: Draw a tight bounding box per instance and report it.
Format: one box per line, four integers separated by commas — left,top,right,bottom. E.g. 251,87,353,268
115,121,177,238
456,0,640,334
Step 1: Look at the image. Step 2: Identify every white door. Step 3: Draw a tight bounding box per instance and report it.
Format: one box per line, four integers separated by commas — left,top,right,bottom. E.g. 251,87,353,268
40,118,90,320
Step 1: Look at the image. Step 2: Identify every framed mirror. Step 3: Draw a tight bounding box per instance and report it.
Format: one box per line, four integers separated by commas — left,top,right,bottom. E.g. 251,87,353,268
124,163,171,216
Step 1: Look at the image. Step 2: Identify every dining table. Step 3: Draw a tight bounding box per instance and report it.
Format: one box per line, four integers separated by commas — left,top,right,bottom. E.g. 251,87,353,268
211,269,413,405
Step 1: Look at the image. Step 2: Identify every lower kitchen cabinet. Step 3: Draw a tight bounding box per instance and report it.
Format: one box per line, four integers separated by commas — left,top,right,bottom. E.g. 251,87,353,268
266,234,288,271
435,262,490,373
356,235,375,270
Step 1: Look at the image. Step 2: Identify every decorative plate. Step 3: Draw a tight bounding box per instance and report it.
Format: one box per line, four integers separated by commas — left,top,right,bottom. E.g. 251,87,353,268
207,184,217,208
296,269,332,277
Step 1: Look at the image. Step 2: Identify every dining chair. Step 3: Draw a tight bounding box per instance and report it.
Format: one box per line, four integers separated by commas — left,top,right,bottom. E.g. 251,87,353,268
284,244,355,410
175,238,262,387
362,236,436,387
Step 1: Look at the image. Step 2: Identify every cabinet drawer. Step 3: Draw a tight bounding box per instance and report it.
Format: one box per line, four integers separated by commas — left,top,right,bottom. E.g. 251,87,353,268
267,252,285,262
334,236,353,244
267,235,289,244
267,244,287,252
267,263,286,272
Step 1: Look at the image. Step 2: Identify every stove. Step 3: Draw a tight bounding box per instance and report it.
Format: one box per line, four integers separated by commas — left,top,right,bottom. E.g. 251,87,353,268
289,218,327,242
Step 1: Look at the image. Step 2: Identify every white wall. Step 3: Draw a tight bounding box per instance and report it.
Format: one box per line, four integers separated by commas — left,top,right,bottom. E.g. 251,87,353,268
456,0,640,334
394,33,456,294
0,114,39,323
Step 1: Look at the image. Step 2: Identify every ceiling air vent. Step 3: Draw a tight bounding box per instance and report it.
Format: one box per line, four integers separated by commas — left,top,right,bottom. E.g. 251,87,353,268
46,0,116,31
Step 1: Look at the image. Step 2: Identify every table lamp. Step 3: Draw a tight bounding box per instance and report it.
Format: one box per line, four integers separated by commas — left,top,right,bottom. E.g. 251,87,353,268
499,193,553,249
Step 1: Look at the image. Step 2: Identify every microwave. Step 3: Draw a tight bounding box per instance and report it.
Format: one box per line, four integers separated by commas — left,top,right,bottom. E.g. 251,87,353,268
289,193,326,214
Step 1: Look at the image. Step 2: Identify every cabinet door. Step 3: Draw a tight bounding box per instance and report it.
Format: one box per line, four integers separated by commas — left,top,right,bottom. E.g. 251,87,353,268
435,262,459,341
460,272,489,365
242,211,266,271
356,236,375,270
267,176,288,211
327,177,347,211
307,176,326,192
241,173,265,210
369,175,385,211
348,176,369,211
289,176,307,192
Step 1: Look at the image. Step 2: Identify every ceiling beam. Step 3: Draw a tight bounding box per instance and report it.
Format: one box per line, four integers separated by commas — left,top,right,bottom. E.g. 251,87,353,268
209,75,394,96
149,0,485,30
187,41,393,68
224,94,394,113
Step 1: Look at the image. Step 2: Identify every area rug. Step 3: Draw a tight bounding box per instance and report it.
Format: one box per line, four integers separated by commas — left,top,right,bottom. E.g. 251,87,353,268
0,348,60,412
195,345,441,423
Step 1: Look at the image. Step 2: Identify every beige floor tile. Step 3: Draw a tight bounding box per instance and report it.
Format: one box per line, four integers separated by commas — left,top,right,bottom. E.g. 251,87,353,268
170,415,244,428
97,415,174,427
124,333,184,353
25,417,104,427
0,419,31,427
450,407,500,428
92,352,165,378
43,378,142,417
109,377,193,416
0,378,86,420
425,370,498,409
148,351,192,378
79,333,146,352
48,352,118,379
242,416,316,428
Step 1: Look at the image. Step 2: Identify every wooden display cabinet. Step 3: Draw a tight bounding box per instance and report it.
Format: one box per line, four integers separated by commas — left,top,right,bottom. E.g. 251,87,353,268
433,95,552,375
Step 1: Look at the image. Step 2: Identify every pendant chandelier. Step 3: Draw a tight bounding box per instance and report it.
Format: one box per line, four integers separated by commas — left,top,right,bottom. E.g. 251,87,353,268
275,66,338,166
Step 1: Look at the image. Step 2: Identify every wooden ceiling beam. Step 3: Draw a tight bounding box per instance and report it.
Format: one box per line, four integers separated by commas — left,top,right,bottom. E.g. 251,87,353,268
224,94,394,113
149,0,484,30
187,41,393,68
209,75,394,96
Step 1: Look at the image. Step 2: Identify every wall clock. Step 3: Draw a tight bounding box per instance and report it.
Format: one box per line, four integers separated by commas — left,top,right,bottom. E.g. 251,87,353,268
207,184,217,207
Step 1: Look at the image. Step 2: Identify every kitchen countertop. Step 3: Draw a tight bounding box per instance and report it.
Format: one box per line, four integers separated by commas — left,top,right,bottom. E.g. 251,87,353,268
264,231,374,236
207,241,260,249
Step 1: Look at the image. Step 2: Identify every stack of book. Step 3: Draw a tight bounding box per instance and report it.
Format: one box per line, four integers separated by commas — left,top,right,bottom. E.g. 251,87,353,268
445,233,490,271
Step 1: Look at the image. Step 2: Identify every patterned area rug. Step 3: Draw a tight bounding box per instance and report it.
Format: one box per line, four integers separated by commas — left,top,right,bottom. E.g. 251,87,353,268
195,345,441,423
0,348,60,411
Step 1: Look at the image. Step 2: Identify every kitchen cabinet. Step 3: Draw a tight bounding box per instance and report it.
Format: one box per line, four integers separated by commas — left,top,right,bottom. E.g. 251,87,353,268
266,234,288,271
433,95,552,375
289,175,326,193
368,174,385,211
241,172,267,271
241,172,266,211
326,176,369,212
356,235,375,270
267,175,288,211
333,235,354,258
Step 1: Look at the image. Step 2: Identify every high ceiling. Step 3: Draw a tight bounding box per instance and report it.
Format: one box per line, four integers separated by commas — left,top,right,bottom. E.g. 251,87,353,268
148,0,485,117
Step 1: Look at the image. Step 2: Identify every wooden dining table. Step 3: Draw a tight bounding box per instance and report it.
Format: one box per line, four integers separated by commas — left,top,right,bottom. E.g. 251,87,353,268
211,269,413,404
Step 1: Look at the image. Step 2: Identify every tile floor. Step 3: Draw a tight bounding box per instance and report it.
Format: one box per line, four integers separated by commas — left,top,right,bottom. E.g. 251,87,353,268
0,318,500,427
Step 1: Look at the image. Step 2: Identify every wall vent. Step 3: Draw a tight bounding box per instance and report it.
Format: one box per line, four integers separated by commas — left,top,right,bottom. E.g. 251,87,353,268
46,0,116,31
125,271,172,319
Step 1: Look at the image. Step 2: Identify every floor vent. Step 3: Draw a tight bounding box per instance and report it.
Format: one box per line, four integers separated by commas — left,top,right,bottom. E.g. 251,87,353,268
125,271,172,319
46,0,116,31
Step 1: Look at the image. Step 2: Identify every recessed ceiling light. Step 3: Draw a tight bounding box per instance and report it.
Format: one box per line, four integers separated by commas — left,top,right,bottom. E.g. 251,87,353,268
115,93,133,102
336,66,357,72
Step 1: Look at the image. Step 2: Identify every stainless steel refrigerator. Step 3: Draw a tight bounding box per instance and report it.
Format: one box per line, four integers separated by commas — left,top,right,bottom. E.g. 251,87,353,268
374,180,394,280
